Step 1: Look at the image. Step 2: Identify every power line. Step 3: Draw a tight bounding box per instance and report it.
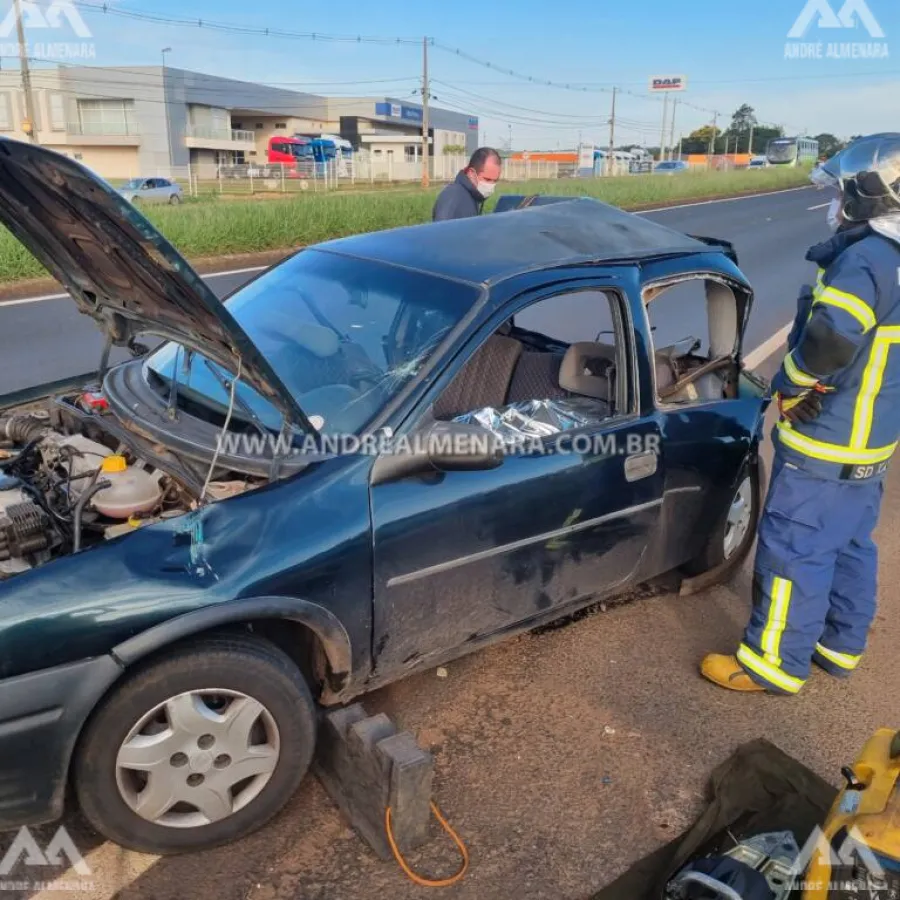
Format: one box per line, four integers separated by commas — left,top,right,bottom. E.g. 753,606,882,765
71,1,423,45
66,1,831,123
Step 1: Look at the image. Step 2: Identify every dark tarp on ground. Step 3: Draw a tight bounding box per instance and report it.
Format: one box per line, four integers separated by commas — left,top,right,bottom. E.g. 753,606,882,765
592,739,838,900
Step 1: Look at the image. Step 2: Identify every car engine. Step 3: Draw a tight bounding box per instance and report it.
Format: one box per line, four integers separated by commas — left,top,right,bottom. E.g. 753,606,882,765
0,400,259,579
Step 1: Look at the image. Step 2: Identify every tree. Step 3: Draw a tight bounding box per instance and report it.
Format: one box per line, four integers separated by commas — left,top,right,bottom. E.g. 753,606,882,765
729,104,758,136
814,133,844,158
682,126,716,155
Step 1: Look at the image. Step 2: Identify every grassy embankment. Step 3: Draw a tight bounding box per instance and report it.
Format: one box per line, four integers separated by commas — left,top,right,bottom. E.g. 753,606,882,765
0,167,811,284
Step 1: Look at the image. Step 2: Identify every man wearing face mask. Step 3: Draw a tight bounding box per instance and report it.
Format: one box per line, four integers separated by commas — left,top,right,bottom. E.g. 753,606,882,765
702,133,900,696
432,147,502,221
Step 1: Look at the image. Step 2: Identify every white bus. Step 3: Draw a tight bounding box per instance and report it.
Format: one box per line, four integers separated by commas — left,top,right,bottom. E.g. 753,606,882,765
765,136,819,167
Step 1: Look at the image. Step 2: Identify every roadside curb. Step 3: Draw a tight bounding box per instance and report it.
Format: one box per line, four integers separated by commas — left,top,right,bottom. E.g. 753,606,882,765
0,184,813,304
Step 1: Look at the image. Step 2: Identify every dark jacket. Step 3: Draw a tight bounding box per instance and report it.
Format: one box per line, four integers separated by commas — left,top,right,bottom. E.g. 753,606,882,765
432,171,484,221
772,224,900,482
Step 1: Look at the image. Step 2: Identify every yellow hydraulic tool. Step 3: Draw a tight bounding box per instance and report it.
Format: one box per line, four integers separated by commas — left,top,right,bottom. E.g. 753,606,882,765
802,728,900,899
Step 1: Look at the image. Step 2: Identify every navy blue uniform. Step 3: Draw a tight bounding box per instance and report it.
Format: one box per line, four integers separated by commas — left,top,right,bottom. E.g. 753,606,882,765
739,226,900,693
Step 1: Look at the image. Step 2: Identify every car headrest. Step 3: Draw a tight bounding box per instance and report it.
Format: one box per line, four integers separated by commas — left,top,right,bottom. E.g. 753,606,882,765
294,324,340,358
559,342,615,400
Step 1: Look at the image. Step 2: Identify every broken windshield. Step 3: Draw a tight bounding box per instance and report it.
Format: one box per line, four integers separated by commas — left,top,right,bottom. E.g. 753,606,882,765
143,250,477,438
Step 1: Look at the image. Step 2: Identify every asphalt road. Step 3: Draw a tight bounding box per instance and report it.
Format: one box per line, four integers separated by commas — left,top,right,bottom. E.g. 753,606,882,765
0,186,829,395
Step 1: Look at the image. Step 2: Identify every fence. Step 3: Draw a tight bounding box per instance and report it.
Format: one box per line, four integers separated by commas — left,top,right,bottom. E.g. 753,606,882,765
100,151,757,198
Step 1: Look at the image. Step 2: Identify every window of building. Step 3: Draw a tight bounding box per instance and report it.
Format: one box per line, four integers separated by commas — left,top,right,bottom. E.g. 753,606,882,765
76,99,136,136
404,144,419,162
49,93,66,130
275,122,287,129
0,93,11,131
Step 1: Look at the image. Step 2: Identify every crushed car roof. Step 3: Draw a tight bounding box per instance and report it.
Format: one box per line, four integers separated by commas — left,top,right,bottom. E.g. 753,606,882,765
314,196,717,285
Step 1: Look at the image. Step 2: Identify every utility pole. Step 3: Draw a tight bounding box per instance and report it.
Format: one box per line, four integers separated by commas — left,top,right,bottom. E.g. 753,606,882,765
607,87,617,175
668,97,677,161
659,93,669,162
14,0,38,144
748,122,755,157
421,36,429,188
707,111,718,169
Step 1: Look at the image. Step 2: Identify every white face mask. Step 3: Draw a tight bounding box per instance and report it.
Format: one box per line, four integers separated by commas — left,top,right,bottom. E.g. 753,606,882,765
477,180,496,198
827,197,842,230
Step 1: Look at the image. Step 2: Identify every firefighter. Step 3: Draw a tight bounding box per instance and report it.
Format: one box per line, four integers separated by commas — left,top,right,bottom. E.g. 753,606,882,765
702,133,900,695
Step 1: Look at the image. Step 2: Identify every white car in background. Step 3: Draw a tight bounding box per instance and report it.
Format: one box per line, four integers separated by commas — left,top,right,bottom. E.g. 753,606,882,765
118,177,183,205
747,157,770,169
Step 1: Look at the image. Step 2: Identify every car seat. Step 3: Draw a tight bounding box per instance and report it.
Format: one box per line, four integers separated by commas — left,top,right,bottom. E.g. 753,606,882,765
432,335,524,419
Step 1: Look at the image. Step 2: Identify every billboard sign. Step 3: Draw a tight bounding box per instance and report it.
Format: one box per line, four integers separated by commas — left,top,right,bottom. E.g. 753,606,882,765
649,75,687,92
375,101,424,123
577,143,595,177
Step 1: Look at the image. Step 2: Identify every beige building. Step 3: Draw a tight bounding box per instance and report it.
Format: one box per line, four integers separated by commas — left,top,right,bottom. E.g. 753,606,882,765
0,66,477,179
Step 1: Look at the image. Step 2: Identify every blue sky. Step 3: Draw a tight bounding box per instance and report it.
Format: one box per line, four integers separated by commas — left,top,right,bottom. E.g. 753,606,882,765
19,0,900,148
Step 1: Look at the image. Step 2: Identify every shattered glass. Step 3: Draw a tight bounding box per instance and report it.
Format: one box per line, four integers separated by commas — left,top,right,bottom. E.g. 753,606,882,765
453,398,609,445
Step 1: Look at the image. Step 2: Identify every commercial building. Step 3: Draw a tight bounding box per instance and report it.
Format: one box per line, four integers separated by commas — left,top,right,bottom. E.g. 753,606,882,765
0,65,478,178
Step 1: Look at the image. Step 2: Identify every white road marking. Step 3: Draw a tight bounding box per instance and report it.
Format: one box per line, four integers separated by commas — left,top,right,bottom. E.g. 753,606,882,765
807,202,831,210
744,322,793,369
634,185,813,215
1,186,816,308
0,264,268,307
0,187,807,375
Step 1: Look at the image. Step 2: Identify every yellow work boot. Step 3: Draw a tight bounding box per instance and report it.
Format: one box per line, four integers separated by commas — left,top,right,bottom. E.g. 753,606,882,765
701,654,766,692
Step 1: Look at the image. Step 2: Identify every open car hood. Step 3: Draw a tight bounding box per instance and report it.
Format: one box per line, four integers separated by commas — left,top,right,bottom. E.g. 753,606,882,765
0,139,312,431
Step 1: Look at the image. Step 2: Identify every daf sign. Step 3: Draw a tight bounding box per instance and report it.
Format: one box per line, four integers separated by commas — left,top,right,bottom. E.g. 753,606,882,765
649,75,687,92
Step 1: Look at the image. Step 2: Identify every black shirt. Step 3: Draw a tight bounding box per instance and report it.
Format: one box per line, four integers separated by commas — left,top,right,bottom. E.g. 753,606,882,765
432,171,484,221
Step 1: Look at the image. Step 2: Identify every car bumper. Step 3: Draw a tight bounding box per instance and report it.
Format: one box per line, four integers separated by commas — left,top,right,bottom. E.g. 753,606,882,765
0,656,122,829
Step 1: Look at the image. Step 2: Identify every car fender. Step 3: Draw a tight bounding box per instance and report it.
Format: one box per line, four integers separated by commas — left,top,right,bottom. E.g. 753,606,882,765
111,596,354,693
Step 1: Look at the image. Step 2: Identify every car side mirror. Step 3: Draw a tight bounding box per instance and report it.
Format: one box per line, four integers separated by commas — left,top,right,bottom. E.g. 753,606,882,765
371,421,504,486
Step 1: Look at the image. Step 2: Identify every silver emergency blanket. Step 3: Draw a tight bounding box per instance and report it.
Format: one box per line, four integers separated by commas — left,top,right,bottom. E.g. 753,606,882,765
453,398,608,444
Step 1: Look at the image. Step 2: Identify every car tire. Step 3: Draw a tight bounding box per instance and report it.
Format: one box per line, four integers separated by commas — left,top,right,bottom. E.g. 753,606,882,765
682,459,761,578
73,631,317,855
169,194,181,205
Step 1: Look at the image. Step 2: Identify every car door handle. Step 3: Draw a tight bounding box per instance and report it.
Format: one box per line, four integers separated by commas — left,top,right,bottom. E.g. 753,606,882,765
624,451,658,482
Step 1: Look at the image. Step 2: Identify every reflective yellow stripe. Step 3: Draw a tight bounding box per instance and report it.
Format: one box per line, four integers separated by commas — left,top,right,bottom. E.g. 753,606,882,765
776,421,897,464
815,286,876,333
815,643,861,670
850,326,900,449
783,351,819,388
737,645,806,694
760,576,792,666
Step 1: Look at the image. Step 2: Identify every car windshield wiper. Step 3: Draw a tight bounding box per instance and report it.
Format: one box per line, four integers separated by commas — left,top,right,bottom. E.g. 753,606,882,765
201,359,271,441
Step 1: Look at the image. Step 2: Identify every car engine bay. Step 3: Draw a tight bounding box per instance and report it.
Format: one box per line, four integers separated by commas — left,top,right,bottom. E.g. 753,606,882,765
0,392,262,579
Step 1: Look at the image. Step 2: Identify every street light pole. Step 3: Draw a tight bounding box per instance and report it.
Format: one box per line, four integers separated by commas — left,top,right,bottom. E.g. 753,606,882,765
14,0,38,144
420,36,429,188
161,48,173,174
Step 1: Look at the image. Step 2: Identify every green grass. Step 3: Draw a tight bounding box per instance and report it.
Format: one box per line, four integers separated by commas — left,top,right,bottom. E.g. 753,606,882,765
0,167,811,285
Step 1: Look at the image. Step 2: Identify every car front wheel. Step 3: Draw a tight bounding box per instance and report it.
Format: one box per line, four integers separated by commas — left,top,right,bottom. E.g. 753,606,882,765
169,193,181,205
73,632,317,855
682,460,761,579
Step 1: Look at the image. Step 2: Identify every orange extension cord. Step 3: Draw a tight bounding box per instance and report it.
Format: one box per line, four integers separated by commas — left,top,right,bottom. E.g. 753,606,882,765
385,802,470,888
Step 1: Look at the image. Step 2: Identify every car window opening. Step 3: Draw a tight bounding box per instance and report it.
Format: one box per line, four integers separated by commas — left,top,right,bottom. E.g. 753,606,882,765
643,276,742,405
429,289,625,448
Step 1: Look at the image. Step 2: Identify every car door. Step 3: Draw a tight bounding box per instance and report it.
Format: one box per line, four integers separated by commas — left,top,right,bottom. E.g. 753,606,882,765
639,257,764,570
368,275,665,676
142,178,165,202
